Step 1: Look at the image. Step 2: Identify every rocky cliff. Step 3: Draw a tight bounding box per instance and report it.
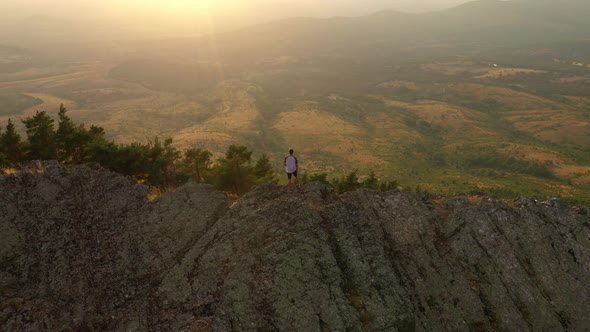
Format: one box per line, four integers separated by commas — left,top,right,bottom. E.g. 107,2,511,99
1,162,589,331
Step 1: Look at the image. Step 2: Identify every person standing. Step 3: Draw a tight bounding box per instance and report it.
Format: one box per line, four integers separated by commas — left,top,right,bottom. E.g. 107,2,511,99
284,148,300,188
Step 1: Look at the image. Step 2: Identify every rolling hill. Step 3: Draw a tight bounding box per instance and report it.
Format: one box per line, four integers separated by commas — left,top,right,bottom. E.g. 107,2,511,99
151,0,590,60
1,0,590,203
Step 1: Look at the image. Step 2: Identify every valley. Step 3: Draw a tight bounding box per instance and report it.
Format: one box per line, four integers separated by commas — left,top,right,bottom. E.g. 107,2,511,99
1,0,590,203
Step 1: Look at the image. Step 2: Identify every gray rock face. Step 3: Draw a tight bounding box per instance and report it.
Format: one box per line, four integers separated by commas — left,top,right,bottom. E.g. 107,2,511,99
0,163,228,331
1,163,589,331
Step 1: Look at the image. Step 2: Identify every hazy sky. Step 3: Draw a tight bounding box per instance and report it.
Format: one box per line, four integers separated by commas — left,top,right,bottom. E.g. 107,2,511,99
0,0,473,21
0,0,475,42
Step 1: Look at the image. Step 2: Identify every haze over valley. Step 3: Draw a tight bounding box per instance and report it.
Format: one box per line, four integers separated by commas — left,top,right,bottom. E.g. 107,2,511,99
1,0,590,202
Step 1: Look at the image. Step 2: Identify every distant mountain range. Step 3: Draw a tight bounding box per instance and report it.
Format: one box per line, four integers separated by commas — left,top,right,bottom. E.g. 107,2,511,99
1,0,589,51
200,0,590,59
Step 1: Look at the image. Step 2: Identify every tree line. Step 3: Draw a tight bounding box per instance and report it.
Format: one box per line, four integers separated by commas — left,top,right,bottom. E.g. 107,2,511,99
0,105,401,195
302,171,401,194
0,105,275,195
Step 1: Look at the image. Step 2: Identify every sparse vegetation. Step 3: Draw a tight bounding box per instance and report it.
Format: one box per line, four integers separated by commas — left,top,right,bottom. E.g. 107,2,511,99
302,170,401,194
2,1,590,204
463,149,557,179
0,106,277,194
0,93,43,116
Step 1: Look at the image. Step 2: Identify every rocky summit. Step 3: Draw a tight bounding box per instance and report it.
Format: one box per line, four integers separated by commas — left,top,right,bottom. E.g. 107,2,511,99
1,162,589,331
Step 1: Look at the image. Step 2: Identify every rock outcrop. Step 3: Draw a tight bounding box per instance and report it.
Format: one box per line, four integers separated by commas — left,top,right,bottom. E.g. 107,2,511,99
1,163,589,331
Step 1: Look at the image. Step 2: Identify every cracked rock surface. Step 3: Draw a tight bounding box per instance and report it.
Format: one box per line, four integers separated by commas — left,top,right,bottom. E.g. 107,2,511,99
1,163,589,331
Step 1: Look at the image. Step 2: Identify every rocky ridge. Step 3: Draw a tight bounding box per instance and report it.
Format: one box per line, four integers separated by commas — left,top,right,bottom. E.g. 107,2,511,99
1,162,589,331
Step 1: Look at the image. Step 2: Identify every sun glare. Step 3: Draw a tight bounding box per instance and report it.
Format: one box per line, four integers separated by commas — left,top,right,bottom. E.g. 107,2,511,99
120,0,242,17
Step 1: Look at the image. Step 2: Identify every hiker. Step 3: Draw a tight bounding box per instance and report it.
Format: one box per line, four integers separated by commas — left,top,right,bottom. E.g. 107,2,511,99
284,148,300,188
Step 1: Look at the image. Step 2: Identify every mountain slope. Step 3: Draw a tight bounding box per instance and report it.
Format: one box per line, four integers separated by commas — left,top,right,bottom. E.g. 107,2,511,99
1,163,589,330
182,0,590,60
3,0,590,53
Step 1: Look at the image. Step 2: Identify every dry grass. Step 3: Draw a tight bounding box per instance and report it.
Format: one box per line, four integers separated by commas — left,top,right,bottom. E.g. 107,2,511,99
0,71,99,91
382,99,503,141
20,93,78,117
0,71,86,90
376,80,418,90
87,83,264,150
448,84,590,145
468,195,485,204
198,83,261,133
506,111,590,145
366,112,420,139
496,143,590,179
275,108,361,136
544,183,575,197
506,199,523,209
497,144,561,162
420,62,488,76
147,186,165,201
327,94,350,101
475,68,545,79
385,100,476,129
173,130,235,152
542,122,590,145
274,108,385,166
563,96,590,107
449,83,561,110
0,167,20,175
558,76,588,83
3,55,590,202
171,87,261,149
554,165,590,179
573,175,590,185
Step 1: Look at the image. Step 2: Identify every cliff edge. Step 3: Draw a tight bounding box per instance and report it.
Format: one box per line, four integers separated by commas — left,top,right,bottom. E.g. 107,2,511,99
1,162,589,331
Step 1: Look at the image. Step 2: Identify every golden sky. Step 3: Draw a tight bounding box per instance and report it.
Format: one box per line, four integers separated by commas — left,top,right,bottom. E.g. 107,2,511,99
0,0,472,40
112,0,243,17
1,0,471,20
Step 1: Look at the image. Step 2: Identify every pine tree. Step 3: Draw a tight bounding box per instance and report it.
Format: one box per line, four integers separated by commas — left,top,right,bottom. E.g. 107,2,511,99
214,145,254,195
1,119,24,165
379,180,400,192
55,104,78,162
182,147,212,183
22,111,56,160
362,171,379,190
0,126,5,166
309,173,329,185
332,171,361,193
253,154,276,183
145,137,181,187
225,145,252,168
55,105,108,164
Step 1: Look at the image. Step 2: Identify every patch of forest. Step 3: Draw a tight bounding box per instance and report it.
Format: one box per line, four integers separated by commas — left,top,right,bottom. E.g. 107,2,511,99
0,105,398,196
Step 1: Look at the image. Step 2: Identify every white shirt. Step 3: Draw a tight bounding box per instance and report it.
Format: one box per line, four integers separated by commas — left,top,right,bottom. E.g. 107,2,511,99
285,156,297,173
